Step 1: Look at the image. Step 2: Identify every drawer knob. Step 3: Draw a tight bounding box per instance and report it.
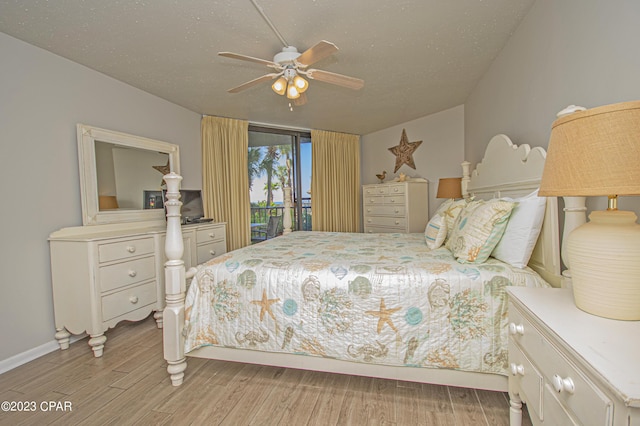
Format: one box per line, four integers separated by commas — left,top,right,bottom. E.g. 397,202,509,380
394,209,399,213
394,220,399,225
209,250,216,256
510,363,525,376
390,199,395,203
367,219,372,223
129,296,139,304
128,270,137,278
508,322,524,335
208,233,215,238
552,374,575,394
126,246,136,253
393,188,399,192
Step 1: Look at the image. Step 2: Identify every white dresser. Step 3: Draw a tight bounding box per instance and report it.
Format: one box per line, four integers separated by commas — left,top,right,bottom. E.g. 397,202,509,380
362,180,428,233
49,221,226,357
507,287,640,426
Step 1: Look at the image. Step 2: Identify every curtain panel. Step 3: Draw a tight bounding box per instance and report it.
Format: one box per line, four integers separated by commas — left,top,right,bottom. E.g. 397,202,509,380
311,129,361,232
201,116,251,250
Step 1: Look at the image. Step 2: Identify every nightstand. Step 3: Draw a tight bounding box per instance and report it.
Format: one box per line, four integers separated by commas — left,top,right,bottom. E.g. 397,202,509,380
507,287,640,426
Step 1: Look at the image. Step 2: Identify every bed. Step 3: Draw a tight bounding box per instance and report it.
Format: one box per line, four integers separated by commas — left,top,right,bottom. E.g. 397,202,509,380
162,134,583,391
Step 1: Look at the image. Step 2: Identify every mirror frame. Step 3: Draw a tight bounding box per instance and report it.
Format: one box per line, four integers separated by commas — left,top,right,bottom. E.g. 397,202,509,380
77,123,180,226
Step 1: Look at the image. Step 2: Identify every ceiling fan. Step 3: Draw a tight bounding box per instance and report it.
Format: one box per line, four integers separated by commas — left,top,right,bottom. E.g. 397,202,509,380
219,0,364,106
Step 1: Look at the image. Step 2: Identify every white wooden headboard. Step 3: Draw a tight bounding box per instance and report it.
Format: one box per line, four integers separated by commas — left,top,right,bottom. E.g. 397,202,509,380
462,134,562,287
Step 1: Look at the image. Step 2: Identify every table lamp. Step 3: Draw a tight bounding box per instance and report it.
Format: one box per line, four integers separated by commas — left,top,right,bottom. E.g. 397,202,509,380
539,100,640,320
436,177,463,200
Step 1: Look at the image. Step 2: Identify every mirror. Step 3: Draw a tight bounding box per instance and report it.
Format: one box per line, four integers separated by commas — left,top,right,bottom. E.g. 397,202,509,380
77,124,180,225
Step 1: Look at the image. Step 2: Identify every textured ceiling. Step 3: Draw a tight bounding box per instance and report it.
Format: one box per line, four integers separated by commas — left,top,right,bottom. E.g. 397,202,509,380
0,0,534,135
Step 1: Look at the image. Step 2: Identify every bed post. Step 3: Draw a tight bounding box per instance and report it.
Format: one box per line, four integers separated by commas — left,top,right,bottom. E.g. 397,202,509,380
163,172,187,386
283,186,292,234
461,160,471,198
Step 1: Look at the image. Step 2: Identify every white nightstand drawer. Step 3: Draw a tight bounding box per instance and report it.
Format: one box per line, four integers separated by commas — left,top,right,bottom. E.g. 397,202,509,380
509,340,543,422
543,384,579,425
99,256,156,292
532,336,613,426
98,237,154,263
196,226,224,243
197,241,227,264
101,281,157,321
364,205,406,216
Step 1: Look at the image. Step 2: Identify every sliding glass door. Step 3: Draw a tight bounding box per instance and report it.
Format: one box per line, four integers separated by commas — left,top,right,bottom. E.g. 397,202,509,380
248,126,311,242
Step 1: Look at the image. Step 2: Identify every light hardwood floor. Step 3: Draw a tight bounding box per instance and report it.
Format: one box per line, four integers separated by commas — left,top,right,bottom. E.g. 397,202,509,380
0,315,532,425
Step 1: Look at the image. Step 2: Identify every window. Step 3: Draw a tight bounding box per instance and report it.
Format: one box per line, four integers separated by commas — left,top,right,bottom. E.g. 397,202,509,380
248,125,311,242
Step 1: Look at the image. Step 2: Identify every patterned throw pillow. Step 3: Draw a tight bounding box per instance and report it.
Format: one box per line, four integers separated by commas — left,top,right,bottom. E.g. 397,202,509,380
440,198,468,241
446,199,516,264
424,213,447,249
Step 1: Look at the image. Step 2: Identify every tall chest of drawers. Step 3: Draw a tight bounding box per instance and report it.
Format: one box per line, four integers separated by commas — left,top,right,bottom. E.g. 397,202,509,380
362,180,429,233
507,287,640,426
49,221,226,357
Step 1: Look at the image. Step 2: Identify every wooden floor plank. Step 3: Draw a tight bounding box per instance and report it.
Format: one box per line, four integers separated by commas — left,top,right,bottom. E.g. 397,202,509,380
0,315,518,425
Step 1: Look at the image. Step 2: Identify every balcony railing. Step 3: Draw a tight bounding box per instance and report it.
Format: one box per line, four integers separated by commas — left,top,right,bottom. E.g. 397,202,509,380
250,198,312,240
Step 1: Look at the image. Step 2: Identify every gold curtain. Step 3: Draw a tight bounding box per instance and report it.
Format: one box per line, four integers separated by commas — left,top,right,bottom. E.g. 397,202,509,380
201,116,250,251
311,129,361,232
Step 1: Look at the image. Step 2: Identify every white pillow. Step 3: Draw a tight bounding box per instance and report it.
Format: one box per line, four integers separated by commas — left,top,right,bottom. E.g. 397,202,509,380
424,214,447,249
491,190,547,268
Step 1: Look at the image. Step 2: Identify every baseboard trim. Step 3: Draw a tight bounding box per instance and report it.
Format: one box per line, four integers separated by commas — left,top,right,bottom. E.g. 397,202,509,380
0,334,86,375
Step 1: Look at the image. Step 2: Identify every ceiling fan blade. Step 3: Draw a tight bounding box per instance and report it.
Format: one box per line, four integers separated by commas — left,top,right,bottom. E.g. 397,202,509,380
296,40,339,67
228,73,280,93
306,69,364,90
218,51,277,68
293,92,308,106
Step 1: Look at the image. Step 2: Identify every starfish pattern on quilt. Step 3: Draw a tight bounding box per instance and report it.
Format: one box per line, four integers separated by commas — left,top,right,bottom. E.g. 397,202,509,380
365,298,402,334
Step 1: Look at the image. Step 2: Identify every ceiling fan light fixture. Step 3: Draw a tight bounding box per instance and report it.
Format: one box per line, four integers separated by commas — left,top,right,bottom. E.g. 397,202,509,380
272,77,287,95
293,75,309,93
286,84,300,99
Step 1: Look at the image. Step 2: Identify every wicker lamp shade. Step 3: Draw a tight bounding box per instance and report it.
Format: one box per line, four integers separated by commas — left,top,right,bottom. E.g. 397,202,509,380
539,100,640,320
539,101,640,197
436,177,462,199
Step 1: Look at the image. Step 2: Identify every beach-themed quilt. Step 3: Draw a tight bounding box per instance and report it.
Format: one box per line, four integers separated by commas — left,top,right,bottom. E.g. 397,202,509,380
184,231,549,376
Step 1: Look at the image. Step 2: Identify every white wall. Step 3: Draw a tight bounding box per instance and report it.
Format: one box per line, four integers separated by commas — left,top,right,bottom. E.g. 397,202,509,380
0,32,201,365
361,105,465,218
465,0,640,215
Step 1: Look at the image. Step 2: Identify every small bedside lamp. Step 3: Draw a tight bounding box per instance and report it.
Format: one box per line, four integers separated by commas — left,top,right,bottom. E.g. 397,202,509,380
436,177,463,200
539,100,640,320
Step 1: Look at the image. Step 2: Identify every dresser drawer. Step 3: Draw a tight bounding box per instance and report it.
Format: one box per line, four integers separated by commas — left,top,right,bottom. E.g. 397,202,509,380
197,241,227,264
387,184,406,195
364,186,389,196
99,256,156,292
365,216,407,229
101,281,157,322
364,226,404,234
364,205,406,216
364,195,386,205
386,195,405,205
98,237,154,263
196,226,225,243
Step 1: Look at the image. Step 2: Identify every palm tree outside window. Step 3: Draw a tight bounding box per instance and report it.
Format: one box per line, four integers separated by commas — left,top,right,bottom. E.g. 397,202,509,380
248,126,312,243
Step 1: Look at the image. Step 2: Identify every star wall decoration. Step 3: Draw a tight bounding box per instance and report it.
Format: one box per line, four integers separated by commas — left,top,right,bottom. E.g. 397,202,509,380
388,128,422,173
152,159,171,185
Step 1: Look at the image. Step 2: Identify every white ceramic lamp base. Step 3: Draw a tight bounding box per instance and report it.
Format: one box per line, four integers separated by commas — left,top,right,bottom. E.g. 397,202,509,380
568,210,640,321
